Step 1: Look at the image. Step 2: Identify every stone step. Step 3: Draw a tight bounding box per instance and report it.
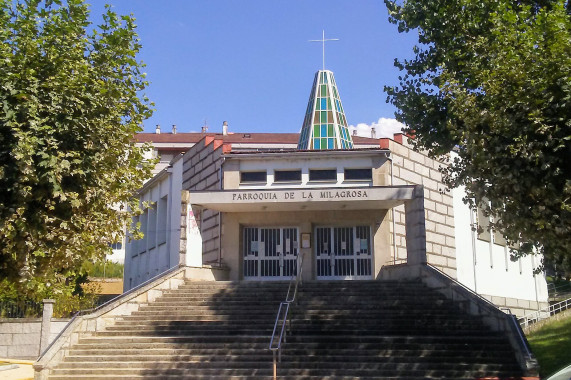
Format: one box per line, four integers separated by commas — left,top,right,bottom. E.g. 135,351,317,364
61,352,519,366
46,279,524,380
97,326,493,337
49,367,522,378
47,376,515,380
54,359,520,372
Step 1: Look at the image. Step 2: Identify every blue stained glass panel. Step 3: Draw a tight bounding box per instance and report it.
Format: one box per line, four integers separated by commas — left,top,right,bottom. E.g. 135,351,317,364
314,138,320,149
321,125,327,137
321,98,326,110
328,139,334,149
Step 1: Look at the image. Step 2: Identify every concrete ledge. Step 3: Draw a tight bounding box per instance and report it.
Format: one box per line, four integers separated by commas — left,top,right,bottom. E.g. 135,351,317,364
380,263,539,377
33,265,227,380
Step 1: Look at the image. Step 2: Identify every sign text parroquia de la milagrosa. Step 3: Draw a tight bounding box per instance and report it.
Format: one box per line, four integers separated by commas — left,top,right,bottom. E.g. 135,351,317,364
231,190,369,202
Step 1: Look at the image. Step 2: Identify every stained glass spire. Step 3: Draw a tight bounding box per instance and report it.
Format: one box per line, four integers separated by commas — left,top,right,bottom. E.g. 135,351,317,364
298,70,354,150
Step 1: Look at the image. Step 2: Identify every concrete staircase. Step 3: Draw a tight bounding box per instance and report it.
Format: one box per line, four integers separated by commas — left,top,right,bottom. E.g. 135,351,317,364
46,280,526,379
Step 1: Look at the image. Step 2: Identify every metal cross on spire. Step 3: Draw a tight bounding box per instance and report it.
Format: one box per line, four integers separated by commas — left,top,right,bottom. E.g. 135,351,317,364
309,30,339,71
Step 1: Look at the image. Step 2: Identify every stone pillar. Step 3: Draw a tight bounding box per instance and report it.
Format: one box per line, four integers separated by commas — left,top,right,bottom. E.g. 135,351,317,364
180,190,203,267
404,185,427,265
179,190,189,266
39,299,55,355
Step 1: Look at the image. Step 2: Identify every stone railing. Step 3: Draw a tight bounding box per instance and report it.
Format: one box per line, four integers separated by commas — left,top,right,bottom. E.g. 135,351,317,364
33,265,228,380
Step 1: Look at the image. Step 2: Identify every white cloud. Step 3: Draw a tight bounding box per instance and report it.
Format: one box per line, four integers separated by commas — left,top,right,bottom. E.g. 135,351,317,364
348,117,405,139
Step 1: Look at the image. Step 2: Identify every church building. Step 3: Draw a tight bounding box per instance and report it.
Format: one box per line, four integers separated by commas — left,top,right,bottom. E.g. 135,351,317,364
124,69,548,317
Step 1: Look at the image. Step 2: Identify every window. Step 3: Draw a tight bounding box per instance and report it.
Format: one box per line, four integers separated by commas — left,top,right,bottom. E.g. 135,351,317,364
148,204,157,249
344,168,372,181
240,171,267,183
109,241,123,250
493,229,506,246
476,204,491,242
138,210,148,254
274,170,301,182
157,196,168,245
309,169,337,181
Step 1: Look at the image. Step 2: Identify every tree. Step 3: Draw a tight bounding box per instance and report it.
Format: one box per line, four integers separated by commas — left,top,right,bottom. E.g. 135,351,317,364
0,0,153,299
384,0,571,271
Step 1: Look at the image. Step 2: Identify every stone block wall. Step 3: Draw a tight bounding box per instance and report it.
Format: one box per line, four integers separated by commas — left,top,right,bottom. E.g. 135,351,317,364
0,319,68,359
384,135,457,278
182,137,226,264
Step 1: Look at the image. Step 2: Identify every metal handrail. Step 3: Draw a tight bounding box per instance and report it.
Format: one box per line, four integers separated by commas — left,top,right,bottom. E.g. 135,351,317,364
269,252,305,380
518,297,571,329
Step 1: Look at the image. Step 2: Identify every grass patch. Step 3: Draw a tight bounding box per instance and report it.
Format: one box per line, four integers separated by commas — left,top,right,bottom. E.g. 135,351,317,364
527,314,571,378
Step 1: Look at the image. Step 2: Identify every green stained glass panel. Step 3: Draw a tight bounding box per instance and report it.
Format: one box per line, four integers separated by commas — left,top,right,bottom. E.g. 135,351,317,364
321,111,327,123
327,98,332,110
328,124,333,136
320,85,326,97
314,125,320,138
321,138,327,148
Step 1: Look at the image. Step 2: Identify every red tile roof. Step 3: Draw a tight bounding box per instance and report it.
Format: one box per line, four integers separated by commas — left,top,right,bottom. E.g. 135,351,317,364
135,132,382,145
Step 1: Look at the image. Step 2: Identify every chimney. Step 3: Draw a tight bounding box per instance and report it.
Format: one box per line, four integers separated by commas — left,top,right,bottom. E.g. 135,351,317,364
371,127,376,139
222,121,228,136
155,124,161,134
201,125,208,133
352,129,357,137
172,124,177,134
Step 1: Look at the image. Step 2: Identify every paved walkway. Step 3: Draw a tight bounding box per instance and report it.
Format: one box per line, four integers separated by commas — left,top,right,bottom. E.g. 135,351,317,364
0,359,34,380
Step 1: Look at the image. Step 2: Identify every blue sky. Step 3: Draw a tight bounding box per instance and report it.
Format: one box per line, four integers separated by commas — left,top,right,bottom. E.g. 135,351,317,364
89,1,417,137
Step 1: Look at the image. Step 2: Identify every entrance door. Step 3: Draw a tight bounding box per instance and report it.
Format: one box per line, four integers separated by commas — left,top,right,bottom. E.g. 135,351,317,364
315,226,372,280
243,227,299,280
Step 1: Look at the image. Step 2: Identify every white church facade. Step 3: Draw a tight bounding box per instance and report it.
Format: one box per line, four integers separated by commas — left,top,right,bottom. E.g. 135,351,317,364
124,70,548,317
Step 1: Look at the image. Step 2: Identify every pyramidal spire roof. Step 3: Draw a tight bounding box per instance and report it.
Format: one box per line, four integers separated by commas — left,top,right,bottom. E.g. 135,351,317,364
298,70,354,150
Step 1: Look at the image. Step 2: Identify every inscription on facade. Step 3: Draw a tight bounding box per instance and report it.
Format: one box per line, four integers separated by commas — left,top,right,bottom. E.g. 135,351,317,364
232,190,368,202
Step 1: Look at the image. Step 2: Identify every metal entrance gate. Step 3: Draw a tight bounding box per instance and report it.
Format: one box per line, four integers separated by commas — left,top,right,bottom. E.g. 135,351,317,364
243,227,299,280
316,226,372,280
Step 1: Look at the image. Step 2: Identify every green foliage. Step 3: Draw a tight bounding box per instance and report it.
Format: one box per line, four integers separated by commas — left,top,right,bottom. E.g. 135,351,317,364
385,0,571,269
527,314,571,377
82,260,124,278
0,0,153,300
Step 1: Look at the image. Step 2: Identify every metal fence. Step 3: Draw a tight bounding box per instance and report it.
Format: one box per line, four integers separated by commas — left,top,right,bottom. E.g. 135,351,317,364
0,299,43,318
518,298,571,329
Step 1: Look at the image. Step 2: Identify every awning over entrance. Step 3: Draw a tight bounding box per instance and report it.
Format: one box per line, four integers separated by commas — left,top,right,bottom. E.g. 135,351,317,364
188,185,416,212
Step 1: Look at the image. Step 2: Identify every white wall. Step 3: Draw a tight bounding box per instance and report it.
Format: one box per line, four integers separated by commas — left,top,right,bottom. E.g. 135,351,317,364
124,158,183,291
453,185,549,310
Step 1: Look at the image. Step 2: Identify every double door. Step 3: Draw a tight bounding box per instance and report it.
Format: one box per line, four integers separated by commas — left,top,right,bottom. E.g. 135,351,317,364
243,227,299,280
315,226,372,280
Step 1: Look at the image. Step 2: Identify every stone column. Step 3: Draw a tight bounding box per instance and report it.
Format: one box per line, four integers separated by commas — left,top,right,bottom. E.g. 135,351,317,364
39,299,55,356
179,190,189,266
180,190,203,267
404,185,427,265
